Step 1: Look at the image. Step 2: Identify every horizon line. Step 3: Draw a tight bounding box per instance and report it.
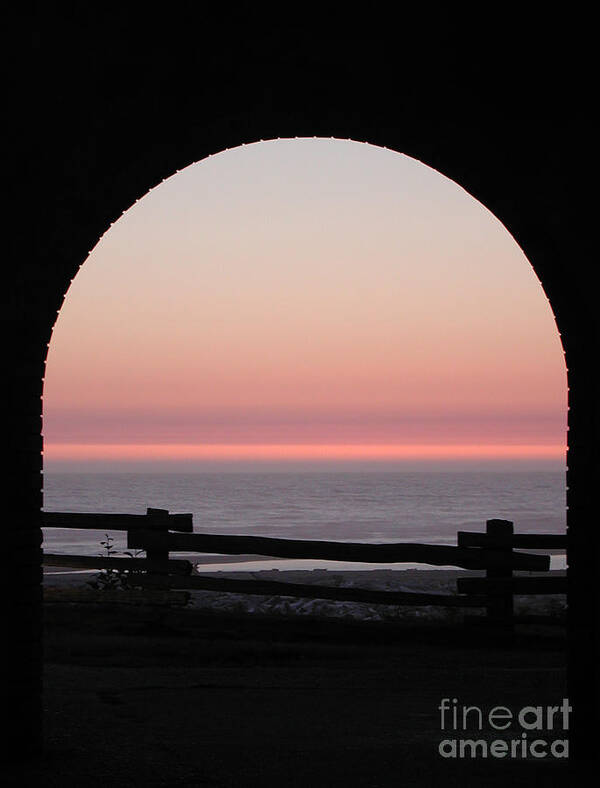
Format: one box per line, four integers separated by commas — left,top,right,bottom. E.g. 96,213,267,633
43,442,566,462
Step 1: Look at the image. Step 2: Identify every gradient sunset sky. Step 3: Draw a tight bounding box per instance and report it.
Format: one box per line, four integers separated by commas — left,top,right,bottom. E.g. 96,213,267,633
42,139,567,471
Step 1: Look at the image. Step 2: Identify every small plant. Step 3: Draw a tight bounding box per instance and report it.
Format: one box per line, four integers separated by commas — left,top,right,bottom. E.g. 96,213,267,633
87,534,145,592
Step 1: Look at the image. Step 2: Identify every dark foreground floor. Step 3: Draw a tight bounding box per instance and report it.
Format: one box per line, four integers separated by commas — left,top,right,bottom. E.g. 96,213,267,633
9,601,576,787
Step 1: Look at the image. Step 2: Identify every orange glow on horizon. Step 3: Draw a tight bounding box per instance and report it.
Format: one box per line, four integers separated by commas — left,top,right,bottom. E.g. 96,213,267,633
44,443,566,462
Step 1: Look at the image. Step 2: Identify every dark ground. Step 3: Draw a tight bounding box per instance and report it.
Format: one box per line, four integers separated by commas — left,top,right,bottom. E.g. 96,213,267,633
9,599,575,787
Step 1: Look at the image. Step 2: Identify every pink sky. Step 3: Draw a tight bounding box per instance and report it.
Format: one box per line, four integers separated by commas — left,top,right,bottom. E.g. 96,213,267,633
42,139,567,469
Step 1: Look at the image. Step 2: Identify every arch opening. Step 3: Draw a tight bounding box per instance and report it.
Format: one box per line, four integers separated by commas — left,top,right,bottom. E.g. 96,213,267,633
42,138,567,588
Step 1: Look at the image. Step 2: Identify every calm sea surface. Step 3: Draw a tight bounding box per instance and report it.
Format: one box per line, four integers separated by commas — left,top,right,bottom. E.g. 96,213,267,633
42,471,566,570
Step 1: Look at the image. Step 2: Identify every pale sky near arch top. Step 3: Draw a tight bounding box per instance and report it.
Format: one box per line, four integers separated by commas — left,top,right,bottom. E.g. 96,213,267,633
42,138,567,471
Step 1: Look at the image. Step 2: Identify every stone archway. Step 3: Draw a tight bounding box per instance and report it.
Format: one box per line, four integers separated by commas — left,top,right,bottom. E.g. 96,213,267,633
7,9,597,768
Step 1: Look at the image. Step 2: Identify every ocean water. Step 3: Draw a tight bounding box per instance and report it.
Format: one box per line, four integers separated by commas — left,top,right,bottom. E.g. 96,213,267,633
42,470,567,570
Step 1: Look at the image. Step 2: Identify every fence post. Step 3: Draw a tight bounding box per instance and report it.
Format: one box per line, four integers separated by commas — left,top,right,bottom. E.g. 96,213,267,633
485,519,514,633
144,508,170,573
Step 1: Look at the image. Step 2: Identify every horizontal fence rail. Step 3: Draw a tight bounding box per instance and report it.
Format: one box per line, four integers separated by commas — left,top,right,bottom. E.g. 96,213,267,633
43,553,194,576
458,532,567,550
138,573,488,607
43,509,565,629
42,509,193,532
127,530,550,571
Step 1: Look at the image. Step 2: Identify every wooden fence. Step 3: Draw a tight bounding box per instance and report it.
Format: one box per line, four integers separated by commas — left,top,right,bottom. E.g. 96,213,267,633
42,509,566,629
